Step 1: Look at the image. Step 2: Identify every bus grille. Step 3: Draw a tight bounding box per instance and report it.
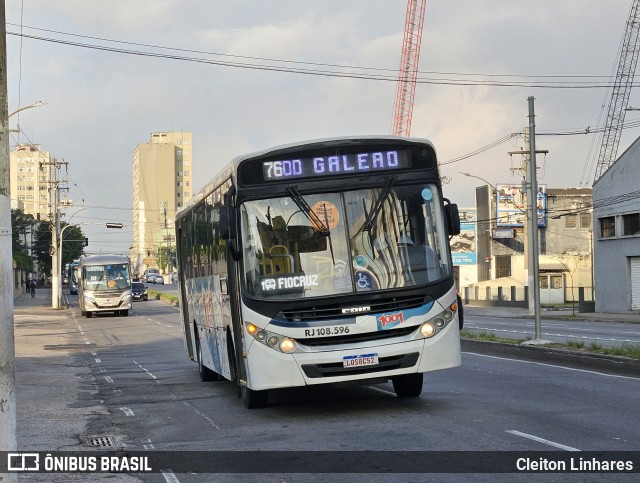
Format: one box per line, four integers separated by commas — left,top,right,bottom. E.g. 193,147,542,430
299,325,417,347
301,353,420,378
278,295,428,322
93,291,125,298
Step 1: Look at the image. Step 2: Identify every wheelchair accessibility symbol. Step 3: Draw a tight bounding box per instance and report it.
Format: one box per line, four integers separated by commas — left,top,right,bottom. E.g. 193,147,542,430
355,272,374,290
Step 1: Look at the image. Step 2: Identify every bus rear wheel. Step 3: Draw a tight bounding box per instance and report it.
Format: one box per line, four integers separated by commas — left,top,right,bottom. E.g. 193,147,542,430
392,373,424,398
242,385,268,409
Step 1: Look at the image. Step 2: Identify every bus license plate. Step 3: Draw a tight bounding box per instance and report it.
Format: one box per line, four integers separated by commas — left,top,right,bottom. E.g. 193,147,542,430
343,353,379,368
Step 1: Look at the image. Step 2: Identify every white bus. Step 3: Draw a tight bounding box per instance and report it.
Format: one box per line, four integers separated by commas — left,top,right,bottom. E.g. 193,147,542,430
175,136,463,408
69,260,79,295
78,255,133,318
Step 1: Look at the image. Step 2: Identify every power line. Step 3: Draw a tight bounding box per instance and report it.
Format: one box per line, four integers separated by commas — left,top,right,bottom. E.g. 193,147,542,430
7,29,638,89
6,23,617,80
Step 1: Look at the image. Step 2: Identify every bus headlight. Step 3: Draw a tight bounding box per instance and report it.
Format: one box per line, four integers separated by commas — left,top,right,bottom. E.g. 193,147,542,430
420,322,436,338
419,303,458,339
84,296,96,304
245,323,298,353
279,338,296,353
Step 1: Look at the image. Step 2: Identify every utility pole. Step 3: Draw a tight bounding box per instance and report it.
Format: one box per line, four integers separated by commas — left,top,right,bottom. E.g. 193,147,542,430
0,0,19,474
162,200,168,275
41,158,67,308
508,98,550,344
525,97,542,340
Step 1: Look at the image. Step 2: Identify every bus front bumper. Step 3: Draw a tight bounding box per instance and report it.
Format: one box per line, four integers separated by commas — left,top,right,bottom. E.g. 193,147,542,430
244,320,461,391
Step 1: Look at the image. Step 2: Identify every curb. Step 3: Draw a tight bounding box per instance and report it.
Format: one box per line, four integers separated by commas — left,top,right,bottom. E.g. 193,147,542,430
151,292,180,307
461,338,640,377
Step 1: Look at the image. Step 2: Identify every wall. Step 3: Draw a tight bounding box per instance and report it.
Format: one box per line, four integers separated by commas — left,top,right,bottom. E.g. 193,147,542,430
593,137,640,312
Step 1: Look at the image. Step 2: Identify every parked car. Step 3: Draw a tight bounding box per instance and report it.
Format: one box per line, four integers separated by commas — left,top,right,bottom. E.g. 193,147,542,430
148,273,165,285
131,282,148,301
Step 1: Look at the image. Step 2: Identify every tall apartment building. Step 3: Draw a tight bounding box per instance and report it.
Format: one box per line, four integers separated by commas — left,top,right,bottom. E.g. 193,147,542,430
132,132,193,277
9,144,53,219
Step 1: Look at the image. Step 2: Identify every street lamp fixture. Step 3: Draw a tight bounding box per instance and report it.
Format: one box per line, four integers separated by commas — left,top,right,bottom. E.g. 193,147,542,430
106,223,124,229
459,171,498,193
9,100,47,133
9,100,46,118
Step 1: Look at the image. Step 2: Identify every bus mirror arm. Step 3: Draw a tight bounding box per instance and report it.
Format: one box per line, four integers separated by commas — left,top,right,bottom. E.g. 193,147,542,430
228,241,242,261
220,206,235,240
220,206,242,260
444,199,461,237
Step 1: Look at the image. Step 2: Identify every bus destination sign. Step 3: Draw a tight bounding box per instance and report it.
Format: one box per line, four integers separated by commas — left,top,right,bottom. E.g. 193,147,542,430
262,150,409,181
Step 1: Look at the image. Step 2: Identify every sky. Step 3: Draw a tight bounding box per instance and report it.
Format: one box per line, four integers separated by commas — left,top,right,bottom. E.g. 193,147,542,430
6,0,640,255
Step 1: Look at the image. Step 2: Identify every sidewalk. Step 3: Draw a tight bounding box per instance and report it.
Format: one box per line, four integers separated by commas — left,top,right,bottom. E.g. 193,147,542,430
12,288,140,482
464,303,640,323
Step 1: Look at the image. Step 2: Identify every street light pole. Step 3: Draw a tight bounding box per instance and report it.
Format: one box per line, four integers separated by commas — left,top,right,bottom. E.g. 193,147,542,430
57,209,86,307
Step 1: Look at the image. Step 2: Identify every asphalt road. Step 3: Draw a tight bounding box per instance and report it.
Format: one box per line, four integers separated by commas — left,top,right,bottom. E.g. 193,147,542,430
39,296,640,482
464,314,640,348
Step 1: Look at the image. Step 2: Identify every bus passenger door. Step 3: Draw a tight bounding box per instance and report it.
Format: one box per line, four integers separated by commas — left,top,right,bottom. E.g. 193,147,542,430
216,274,232,380
176,226,195,361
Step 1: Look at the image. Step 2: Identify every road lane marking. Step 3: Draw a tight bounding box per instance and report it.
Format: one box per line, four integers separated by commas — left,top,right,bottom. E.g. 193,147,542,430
506,430,580,451
104,376,113,383
119,407,135,417
134,361,158,380
183,402,223,432
95,358,101,363
463,352,640,380
161,470,180,483
367,386,396,397
465,327,640,344
143,439,155,449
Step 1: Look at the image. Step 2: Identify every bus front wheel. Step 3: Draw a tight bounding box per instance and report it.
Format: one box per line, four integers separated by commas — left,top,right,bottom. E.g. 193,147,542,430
392,373,424,398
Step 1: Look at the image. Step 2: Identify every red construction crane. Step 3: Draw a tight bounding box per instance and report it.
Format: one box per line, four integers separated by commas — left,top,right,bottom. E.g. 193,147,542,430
392,0,427,137
593,0,640,182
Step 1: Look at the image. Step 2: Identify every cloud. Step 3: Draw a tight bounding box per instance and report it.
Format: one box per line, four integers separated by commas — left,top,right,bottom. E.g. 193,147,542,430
4,0,635,254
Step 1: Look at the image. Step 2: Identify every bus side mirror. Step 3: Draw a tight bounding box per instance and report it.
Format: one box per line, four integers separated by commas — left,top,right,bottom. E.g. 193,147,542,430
444,201,461,236
219,206,235,240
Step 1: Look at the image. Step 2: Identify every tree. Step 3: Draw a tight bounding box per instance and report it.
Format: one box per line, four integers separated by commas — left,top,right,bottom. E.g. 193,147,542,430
157,245,176,273
34,221,86,275
60,224,86,268
10,209,35,271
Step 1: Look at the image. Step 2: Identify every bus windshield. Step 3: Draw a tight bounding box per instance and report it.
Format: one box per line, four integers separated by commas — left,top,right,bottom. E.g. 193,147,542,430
83,263,132,291
241,183,451,299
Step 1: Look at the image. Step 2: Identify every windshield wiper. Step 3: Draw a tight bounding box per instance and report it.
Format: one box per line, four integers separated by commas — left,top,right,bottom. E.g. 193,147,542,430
287,186,330,235
360,176,397,234
287,186,335,264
